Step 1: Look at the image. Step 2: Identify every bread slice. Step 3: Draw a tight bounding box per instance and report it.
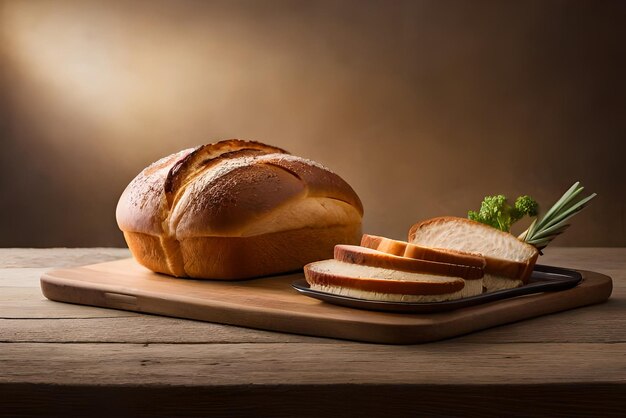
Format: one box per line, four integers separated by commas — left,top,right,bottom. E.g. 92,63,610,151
408,217,539,291
304,259,483,302
361,234,485,269
334,245,483,280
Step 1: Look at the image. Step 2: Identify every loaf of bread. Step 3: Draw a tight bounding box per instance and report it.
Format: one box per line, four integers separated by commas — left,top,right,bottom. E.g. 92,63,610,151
304,242,484,302
408,217,539,291
116,139,363,279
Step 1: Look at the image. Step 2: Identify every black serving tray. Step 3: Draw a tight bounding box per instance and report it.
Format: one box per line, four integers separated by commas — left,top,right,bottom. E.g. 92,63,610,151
292,264,583,314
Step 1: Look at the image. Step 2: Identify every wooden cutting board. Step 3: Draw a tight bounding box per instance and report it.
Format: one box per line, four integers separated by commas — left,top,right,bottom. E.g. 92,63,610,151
40,258,613,344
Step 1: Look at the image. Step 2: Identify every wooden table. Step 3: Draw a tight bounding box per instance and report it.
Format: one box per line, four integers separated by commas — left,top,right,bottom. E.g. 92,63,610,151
2,248,625,417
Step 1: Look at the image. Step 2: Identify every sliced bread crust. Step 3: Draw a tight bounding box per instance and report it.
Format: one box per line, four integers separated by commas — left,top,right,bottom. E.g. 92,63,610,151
361,234,486,269
334,245,483,280
304,260,483,302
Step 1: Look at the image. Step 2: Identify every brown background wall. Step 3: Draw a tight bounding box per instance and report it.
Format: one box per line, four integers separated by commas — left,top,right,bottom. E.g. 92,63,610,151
1,0,625,247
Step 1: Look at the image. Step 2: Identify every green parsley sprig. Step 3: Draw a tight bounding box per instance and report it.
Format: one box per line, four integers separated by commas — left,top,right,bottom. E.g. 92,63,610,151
468,195,538,233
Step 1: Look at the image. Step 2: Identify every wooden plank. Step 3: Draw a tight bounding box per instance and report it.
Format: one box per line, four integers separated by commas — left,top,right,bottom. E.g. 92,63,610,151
0,248,129,269
0,267,137,319
0,287,138,318
2,383,624,418
3,294,625,344
2,342,625,386
0,317,328,344
457,298,626,343
39,258,613,344
0,268,51,287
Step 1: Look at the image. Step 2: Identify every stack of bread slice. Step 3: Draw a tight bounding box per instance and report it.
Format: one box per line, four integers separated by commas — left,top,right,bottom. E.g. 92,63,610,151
304,216,541,302
304,235,486,303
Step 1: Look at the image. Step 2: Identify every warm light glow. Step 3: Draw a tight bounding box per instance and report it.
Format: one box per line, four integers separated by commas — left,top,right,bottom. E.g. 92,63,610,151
2,1,317,157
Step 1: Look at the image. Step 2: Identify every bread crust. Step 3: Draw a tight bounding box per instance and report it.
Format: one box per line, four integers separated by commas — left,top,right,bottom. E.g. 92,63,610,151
117,140,363,279
360,234,486,269
116,148,195,235
164,140,287,199
125,221,361,280
170,163,307,237
408,216,539,283
304,263,465,296
334,245,483,280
